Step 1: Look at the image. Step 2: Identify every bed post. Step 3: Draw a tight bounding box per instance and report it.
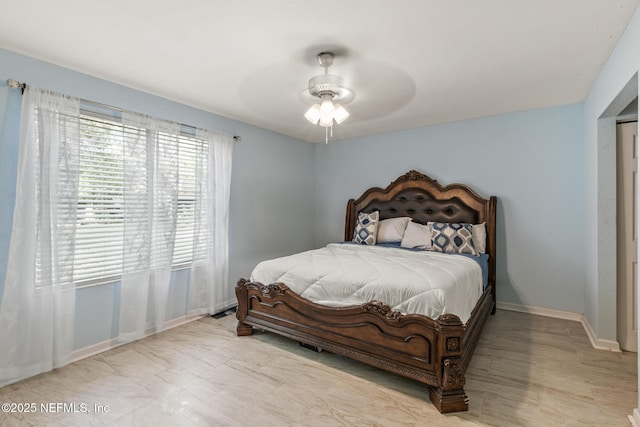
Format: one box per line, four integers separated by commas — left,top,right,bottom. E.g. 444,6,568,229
344,198,356,241
429,314,468,413
235,279,254,336
487,196,497,315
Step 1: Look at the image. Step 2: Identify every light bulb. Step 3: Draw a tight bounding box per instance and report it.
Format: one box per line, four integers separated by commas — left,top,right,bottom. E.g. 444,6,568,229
333,104,349,124
318,96,334,127
304,104,321,124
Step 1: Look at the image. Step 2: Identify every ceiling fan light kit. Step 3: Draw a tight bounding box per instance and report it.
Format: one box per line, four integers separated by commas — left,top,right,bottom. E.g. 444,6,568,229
304,52,354,143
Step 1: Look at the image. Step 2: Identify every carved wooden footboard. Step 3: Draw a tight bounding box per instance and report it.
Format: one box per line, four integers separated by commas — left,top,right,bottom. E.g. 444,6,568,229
236,279,494,413
235,170,497,413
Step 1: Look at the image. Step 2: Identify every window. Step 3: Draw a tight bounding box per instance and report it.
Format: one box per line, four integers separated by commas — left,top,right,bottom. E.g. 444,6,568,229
71,109,208,287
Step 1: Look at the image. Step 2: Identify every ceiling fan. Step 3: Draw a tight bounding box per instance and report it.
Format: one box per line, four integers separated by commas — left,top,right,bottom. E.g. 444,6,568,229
303,52,355,143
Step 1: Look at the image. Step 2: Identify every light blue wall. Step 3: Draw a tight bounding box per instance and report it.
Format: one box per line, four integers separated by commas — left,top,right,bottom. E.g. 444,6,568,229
0,82,20,304
0,48,316,351
314,104,586,313
583,6,640,342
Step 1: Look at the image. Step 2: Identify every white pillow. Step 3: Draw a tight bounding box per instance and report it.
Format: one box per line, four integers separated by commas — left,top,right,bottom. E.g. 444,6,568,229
400,221,432,250
377,217,411,243
472,223,486,254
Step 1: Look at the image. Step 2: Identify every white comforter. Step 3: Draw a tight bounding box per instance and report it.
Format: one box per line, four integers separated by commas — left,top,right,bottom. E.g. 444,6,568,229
250,243,483,324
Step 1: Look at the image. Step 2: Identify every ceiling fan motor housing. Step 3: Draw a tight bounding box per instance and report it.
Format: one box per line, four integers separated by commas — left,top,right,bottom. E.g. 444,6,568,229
308,74,344,98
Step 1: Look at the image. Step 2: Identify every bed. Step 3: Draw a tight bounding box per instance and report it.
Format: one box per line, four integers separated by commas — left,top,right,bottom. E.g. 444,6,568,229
235,170,497,413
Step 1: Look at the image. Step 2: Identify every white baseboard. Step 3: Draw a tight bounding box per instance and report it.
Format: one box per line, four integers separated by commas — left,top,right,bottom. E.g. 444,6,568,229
496,301,621,352
69,314,206,363
69,338,117,363
161,314,206,331
629,408,640,427
496,301,583,321
580,314,622,352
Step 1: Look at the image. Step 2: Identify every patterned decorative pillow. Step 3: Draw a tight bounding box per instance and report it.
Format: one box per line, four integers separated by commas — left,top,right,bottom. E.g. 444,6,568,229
428,222,477,255
353,211,379,245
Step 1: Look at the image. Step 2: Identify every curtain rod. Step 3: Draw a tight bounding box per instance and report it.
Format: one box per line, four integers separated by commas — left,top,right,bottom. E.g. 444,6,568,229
5,78,240,142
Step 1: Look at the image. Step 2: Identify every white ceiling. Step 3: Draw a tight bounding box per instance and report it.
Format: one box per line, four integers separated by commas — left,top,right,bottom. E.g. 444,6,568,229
1,0,638,143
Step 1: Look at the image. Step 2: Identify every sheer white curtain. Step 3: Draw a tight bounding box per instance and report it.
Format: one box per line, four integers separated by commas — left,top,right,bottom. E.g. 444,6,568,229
187,130,233,316
0,86,234,382
118,112,181,342
0,87,80,386
117,115,234,342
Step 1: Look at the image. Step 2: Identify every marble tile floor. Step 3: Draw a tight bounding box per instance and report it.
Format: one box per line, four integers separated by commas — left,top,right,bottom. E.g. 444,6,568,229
0,310,636,426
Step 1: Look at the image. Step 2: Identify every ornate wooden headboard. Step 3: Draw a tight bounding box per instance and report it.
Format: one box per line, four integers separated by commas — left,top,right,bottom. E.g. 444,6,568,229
344,170,497,307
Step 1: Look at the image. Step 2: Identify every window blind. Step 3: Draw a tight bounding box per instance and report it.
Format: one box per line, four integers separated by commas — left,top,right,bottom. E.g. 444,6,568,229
74,114,125,285
69,112,207,286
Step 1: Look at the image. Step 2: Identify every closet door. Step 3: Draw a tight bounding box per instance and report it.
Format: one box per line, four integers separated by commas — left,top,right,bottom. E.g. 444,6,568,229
617,120,638,352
